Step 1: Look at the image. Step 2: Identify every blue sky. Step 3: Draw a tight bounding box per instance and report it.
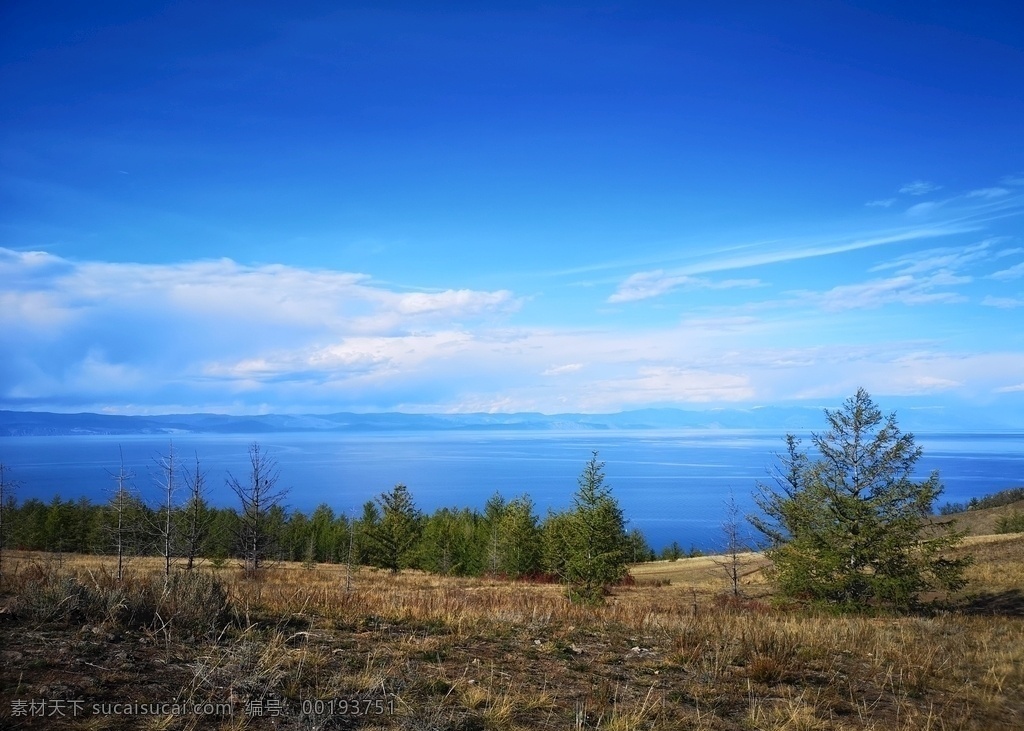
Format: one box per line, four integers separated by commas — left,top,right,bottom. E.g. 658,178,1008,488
2,1,1023,415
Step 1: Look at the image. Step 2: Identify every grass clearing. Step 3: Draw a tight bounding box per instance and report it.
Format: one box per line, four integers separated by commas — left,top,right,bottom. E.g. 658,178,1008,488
1,541,1022,730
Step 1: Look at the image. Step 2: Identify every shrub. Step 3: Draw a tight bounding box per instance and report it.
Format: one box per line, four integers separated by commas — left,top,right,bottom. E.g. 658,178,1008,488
12,564,229,638
996,512,1024,534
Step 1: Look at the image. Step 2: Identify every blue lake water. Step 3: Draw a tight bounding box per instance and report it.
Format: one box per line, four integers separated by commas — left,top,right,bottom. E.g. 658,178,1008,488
1,430,1021,551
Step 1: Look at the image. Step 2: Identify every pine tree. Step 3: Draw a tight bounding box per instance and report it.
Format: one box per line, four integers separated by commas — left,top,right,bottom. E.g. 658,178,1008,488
562,451,628,603
497,495,542,578
367,484,422,572
751,388,970,610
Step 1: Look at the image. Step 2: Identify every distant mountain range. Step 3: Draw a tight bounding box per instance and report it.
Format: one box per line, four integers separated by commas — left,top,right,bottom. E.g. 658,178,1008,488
1,405,1019,436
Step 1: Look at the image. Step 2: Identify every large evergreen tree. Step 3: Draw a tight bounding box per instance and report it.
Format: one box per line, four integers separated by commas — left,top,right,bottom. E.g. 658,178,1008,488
562,451,628,603
367,484,422,572
751,388,970,610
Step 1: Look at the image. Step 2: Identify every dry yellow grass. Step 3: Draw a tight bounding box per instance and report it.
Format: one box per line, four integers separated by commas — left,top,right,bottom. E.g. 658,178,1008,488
2,540,1023,730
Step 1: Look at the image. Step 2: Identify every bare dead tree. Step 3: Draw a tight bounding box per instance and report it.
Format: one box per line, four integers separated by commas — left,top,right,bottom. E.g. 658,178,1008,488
107,448,139,583
715,490,751,598
0,461,18,587
153,441,179,578
181,452,211,571
344,507,359,593
227,443,289,576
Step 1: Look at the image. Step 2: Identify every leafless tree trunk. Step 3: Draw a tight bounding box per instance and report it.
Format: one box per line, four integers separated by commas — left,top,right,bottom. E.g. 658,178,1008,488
182,453,210,570
228,443,288,576
715,491,750,598
153,441,178,578
107,448,137,583
345,518,356,592
0,462,17,588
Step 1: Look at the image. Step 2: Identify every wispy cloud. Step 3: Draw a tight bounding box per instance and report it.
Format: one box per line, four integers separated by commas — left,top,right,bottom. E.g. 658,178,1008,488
989,261,1024,281
981,295,1024,308
608,270,760,303
866,198,896,208
968,187,1010,199
900,180,941,196
870,240,993,276
3,174,1022,415
906,201,941,216
605,227,972,304
791,272,970,312
542,363,584,376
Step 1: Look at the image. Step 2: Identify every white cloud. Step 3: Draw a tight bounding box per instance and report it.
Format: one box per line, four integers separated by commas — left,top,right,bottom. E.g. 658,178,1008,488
789,351,1024,401
909,375,961,391
967,187,1010,199
0,247,523,409
394,289,515,316
906,201,941,216
871,240,992,276
981,295,1024,308
0,248,518,335
995,383,1024,393
989,262,1024,281
866,198,896,208
2,241,1021,415
899,180,941,196
676,228,968,278
608,270,760,303
542,363,584,376
792,271,969,311
580,367,755,409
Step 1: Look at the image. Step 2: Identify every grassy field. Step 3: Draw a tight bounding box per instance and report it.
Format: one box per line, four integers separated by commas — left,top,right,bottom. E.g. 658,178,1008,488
927,499,1024,537
1,533,1022,730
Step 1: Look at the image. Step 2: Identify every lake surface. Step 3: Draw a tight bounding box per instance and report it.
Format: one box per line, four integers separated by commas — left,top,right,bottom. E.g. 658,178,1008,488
1,430,1021,550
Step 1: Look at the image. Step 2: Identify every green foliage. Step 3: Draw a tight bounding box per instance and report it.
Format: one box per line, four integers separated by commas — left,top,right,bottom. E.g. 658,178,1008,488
939,487,1024,515
661,541,684,562
560,451,629,603
479,493,542,578
425,507,483,575
996,511,1024,534
541,509,574,578
366,483,422,572
2,446,650,584
751,388,970,611
624,528,654,563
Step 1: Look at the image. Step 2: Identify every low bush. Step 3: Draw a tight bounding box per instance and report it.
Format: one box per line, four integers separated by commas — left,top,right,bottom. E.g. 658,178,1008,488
11,563,229,638
996,512,1024,534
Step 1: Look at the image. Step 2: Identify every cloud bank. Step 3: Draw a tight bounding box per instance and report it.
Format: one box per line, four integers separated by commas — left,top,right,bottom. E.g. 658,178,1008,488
3,182,1023,417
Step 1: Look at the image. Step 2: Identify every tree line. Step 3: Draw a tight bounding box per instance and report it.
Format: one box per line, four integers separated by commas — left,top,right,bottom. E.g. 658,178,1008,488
0,389,977,609
0,446,652,599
